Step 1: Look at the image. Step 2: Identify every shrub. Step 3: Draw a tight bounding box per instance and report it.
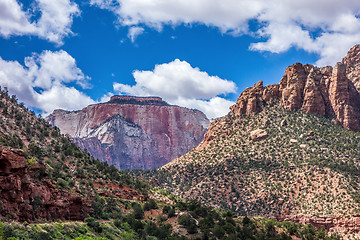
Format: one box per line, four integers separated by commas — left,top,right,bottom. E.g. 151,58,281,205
212,225,225,239
0,220,3,240
56,178,68,189
132,204,144,220
178,214,197,234
27,157,37,167
144,199,158,211
30,196,42,212
85,217,102,233
167,208,176,218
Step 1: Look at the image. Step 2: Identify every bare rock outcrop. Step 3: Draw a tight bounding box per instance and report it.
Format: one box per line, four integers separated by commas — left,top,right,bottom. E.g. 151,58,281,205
229,44,360,132
329,63,360,131
277,215,360,236
250,129,268,141
0,148,91,222
342,44,360,92
47,96,210,170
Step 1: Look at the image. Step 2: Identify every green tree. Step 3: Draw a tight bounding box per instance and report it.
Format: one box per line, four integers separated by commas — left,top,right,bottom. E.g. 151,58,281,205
133,204,144,219
85,217,102,233
212,225,225,239
178,214,197,234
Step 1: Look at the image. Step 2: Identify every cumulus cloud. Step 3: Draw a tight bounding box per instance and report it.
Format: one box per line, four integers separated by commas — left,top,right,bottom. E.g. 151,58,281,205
127,26,144,42
90,0,261,34
113,59,236,118
0,0,80,44
0,50,95,114
91,0,360,66
25,50,91,89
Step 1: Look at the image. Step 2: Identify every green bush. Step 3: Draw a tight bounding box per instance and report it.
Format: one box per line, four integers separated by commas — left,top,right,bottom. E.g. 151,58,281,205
144,199,158,211
0,220,3,240
132,204,144,220
212,224,225,239
85,217,102,233
178,214,197,234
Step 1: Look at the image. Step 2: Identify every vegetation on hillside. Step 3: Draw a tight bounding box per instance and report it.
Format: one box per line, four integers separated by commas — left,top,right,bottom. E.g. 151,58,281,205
0,198,341,240
0,86,149,199
135,104,360,218
0,88,348,238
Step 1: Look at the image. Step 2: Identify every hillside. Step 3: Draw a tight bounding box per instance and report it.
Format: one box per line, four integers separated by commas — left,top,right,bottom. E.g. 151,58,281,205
159,105,360,215
47,95,209,170
0,87,340,239
0,87,151,222
134,46,360,237
143,98,360,237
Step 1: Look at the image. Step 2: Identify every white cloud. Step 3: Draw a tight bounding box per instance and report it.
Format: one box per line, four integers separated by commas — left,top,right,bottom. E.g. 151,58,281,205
36,84,94,113
34,0,80,44
0,0,37,36
100,92,113,103
127,26,144,42
113,59,236,118
90,0,262,34
91,0,360,66
0,50,95,114
25,50,91,90
0,0,80,44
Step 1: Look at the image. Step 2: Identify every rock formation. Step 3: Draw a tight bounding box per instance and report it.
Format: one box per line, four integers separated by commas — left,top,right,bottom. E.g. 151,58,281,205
277,215,360,236
0,148,91,222
229,44,360,132
249,129,268,141
342,44,360,92
47,96,209,170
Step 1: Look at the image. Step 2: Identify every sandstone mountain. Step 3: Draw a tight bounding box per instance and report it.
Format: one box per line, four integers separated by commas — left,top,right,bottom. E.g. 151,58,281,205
47,96,209,170
138,45,360,237
229,44,360,132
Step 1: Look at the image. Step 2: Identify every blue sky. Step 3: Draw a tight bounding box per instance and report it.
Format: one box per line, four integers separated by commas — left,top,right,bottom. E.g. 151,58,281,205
0,0,359,118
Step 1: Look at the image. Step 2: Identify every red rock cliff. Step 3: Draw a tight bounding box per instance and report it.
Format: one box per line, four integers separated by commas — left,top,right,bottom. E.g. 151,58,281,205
47,97,209,170
229,44,360,132
0,148,91,222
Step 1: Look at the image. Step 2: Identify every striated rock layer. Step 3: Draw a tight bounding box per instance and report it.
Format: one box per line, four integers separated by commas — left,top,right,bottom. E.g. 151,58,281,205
0,148,91,221
229,45,360,132
47,96,209,170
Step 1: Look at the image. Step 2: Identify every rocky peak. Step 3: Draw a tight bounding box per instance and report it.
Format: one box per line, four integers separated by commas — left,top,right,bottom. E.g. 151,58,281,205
342,44,360,67
279,63,307,110
229,46,360,132
230,80,266,116
342,44,360,92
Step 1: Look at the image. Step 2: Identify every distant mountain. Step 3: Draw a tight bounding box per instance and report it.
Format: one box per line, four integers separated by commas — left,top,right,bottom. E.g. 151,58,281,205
139,45,360,237
47,95,210,170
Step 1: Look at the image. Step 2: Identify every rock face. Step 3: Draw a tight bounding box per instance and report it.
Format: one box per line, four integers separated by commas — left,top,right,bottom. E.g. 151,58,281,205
250,129,268,141
342,44,360,92
277,215,360,236
0,148,91,222
230,44,360,132
47,96,209,170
